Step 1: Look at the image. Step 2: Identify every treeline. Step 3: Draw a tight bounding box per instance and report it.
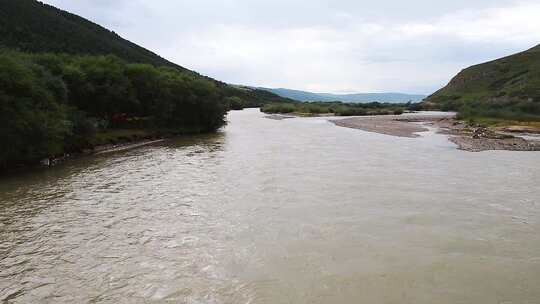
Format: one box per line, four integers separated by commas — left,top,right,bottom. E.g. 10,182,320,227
0,51,228,168
262,101,407,116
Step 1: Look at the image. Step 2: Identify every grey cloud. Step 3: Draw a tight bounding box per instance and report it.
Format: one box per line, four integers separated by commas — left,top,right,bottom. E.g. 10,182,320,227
42,0,540,94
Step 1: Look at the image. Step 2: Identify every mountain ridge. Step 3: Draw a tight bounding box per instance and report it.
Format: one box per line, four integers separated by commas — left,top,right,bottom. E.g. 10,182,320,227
259,87,426,103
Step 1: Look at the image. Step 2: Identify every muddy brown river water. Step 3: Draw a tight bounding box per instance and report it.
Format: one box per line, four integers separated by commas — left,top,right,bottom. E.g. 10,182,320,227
1,109,540,303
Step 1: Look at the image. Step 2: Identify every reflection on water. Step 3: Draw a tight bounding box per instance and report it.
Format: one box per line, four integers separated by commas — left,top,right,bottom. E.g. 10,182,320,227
1,109,540,303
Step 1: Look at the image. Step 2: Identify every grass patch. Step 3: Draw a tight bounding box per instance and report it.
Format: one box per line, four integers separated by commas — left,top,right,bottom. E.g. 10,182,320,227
461,117,540,128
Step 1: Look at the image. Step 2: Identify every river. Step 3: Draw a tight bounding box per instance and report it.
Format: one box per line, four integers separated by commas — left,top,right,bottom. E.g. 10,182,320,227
1,109,540,303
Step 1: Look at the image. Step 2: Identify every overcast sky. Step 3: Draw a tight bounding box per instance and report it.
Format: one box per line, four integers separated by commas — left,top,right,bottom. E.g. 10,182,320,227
42,0,540,94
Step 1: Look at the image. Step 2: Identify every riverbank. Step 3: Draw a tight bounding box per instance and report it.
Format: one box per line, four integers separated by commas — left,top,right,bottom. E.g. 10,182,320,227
1,137,165,175
329,113,540,152
0,127,210,174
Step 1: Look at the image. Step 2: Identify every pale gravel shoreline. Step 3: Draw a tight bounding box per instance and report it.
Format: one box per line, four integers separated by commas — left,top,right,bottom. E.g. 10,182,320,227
327,112,540,152
331,116,429,138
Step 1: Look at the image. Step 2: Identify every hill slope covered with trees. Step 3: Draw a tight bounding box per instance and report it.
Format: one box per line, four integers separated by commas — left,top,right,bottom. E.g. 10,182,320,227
426,44,540,121
0,0,291,169
0,51,227,167
0,0,185,70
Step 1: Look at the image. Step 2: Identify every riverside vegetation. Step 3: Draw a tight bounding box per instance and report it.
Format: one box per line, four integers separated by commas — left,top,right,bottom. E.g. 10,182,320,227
261,101,409,116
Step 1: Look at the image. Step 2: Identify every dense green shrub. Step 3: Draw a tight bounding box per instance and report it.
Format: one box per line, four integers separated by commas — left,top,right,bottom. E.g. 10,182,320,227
0,51,227,167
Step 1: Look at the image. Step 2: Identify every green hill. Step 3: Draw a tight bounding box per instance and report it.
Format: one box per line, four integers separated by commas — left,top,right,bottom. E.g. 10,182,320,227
0,0,185,70
426,44,540,121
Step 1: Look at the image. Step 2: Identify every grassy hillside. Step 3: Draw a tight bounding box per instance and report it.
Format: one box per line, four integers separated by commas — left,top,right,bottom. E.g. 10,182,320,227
0,0,185,70
426,44,540,121
260,87,426,103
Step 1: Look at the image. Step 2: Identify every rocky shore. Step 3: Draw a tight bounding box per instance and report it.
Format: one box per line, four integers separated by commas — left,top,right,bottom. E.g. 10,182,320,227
430,119,540,152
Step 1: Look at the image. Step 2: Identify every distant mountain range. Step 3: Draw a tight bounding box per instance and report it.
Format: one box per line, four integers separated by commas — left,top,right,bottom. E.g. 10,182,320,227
258,88,426,103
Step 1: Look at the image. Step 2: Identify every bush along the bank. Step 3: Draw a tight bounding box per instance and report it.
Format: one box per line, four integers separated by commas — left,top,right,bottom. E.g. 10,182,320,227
0,51,227,168
427,95,540,122
261,101,408,116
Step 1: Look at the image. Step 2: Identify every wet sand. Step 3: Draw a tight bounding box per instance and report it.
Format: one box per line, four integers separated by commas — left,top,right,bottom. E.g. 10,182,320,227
330,113,454,138
332,116,429,138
